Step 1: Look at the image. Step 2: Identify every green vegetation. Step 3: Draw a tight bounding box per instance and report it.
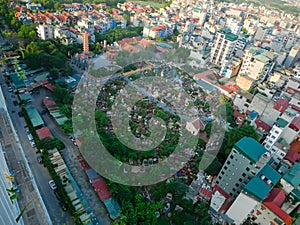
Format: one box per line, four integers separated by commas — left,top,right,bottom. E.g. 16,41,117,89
205,123,259,176
24,40,73,75
134,0,167,9
95,27,143,44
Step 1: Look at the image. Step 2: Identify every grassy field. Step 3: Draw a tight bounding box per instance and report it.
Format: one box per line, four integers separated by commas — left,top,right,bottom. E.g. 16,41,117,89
133,0,166,9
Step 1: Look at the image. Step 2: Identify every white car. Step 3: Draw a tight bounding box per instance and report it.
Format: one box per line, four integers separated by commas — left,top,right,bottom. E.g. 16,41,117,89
48,180,57,190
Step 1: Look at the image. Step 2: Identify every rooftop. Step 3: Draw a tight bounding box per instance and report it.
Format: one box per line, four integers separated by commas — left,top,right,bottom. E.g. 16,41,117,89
225,33,238,41
234,137,266,163
283,162,300,188
25,105,44,128
276,118,289,128
36,127,52,140
263,188,285,207
289,117,300,131
244,165,281,200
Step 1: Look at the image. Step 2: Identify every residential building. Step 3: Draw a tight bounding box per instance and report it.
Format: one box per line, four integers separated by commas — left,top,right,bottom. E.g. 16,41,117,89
281,116,300,145
143,25,167,39
214,137,269,198
0,144,23,225
186,117,204,136
251,188,293,225
284,45,300,68
225,192,259,225
83,31,89,53
254,26,268,41
236,75,255,91
226,164,281,224
210,28,238,67
233,91,253,113
281,162,300,194
37,24,54,40
220,57,241,78
238,47,276,82
263,118,289,151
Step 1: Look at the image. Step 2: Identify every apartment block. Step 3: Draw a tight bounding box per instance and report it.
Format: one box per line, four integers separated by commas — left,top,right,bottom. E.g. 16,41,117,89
210,28,238,67
37,24,54,40
214,137,269,198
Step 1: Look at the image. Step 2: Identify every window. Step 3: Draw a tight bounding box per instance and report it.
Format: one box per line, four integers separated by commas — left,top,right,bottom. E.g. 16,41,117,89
235,183,239,187
250,162,253,166
227,161,231,165
246,167,250,171
242,173,246,177
218,176,222,179
239,178,243,182
224,166,228,170
230,155,234,159
232,188,236,192
216,181,219,184
221,171,224,175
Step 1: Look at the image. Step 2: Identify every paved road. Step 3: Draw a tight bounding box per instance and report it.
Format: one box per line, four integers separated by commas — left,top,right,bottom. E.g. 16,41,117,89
32,88,111,225
0,73,73,225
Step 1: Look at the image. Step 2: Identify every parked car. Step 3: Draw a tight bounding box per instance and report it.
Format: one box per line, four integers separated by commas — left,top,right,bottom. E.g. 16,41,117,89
37,156,43,164
41,109,47,115
27,134,33,141
30,141,36,148
54,191,62,200
8,86,13,92
48,180,57,190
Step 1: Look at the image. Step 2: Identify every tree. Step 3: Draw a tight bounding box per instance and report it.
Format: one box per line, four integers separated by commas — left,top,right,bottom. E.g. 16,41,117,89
38,137,57,150
204,122,212,138
117,194,162,225
49,68,60,79
217,124,260,163
53,84,73,105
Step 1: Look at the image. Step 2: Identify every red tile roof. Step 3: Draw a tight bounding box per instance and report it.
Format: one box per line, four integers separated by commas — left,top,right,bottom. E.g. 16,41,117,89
263,188,285,207
36,127,52,140
289,117,300,131
263,202,293,225
44,83,55,92
193,70,215,81
263,188,293,225
285,149,300,164
212,184,233,214
151,25,167,31
255,117,271,132
188,117,205,131
200,188,212,199
274,98,289,113
292,104,300,112
43,97,56,107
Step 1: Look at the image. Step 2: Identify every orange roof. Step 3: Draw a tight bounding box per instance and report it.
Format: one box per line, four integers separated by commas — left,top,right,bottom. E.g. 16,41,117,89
151,25,167,31
290,140,300,153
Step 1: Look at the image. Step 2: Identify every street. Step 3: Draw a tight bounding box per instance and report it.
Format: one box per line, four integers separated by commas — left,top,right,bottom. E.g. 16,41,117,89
31,87,111,225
